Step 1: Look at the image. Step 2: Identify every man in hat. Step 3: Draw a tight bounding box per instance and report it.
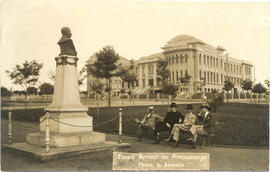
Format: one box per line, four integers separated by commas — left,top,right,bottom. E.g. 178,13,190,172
135,106,163,143
189,103,213,149
165,104,196,147
155,102,184,143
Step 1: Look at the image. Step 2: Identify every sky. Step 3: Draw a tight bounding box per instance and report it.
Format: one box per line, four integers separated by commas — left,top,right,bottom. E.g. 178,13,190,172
1,0,270,91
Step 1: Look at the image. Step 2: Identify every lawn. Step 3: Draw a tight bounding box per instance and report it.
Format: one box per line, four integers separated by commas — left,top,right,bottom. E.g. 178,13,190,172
1,103,269,147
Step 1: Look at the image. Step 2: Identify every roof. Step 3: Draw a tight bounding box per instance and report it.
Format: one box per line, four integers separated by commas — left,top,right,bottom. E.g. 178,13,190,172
162,35,204,50
137,53,164,64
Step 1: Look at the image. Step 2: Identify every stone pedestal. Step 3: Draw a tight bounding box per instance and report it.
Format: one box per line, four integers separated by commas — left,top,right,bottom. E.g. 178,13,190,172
26,55,105,147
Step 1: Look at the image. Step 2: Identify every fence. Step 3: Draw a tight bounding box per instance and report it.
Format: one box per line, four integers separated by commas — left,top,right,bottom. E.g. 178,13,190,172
6,107,124,153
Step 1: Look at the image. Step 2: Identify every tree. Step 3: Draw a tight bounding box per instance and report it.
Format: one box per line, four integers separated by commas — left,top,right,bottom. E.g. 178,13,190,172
89,81,104,117
39,83,54,95
252,83,266,102
88,46,120,107
118,60,137,89
264,79,270,88
223,80,234,103
6,60,43,99
179,72,192,86
156,57,171,99
162,83,179,96
26,87,38,95
156,57,170,84
1,87,11,97
241,79,253,95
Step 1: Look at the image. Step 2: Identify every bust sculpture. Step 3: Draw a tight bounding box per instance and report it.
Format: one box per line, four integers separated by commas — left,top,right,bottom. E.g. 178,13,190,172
58,27,77,56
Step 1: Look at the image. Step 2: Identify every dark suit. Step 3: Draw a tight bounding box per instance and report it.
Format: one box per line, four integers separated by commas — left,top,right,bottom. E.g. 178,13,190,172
197,112,213,133
155,111,184,133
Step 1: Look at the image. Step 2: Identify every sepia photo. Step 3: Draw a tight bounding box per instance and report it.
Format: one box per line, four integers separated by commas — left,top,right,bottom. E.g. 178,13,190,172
0,0,269,171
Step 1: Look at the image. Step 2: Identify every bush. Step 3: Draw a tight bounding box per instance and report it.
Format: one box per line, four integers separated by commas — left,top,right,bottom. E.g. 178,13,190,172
209,93,224,112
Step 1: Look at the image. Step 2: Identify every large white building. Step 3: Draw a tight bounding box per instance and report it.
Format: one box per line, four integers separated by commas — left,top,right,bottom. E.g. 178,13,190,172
136,35,253,94
87,35,253,95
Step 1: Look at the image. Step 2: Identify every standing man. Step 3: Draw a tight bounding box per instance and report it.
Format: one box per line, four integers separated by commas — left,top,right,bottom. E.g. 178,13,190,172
155,102,184,142
166,104,196,147
135,106,163,143
189,104,213,149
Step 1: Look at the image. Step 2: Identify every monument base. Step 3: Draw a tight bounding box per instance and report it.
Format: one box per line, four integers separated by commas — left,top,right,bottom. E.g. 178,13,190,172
26,131,105,148
40,107,92,134
3,141,131,162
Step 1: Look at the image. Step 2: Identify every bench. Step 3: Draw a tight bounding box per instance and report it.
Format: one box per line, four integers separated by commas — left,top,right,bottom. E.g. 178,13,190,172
199,121,219,148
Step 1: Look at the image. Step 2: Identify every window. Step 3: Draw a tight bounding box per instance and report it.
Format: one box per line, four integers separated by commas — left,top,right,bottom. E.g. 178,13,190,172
172,55,174,64
176,55,178,64
172,71,174,82
180,54,183,63
220,60,223,69
216,58,218,68
185,54,188,63
207,56,209,66
199,54,202,64
210,57,212,66
203,55,206,64
199,70,202,79
176,71,179,82
217,74,219,84
180,70,183,77
149,65,153,74
221,74,223,83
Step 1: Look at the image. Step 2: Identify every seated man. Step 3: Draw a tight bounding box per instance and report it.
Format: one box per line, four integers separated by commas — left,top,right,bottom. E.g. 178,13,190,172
135,106,163,144
166,104,196,147
189,103,213,149
154,102,184,142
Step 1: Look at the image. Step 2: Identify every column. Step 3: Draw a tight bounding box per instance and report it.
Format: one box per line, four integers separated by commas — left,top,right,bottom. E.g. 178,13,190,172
139,64,143,91
145,64,149,88
153,62,157,87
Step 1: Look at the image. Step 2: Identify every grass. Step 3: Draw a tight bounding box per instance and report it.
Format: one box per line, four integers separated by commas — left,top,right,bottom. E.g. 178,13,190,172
1,103,269,147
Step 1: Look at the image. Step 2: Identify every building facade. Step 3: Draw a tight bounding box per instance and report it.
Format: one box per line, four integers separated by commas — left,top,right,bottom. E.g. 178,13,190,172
137,35,253,94
87,35,253,95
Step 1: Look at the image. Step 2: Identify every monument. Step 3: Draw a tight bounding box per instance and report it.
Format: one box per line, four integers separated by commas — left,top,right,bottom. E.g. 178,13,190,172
26,27,105,147
4,27,129,161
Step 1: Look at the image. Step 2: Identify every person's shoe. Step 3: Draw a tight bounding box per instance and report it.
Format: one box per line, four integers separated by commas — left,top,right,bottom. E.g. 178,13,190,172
152,139,160,144
164,137,172,142
174,140,179,148
186,138,194,142
186,142,196,149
